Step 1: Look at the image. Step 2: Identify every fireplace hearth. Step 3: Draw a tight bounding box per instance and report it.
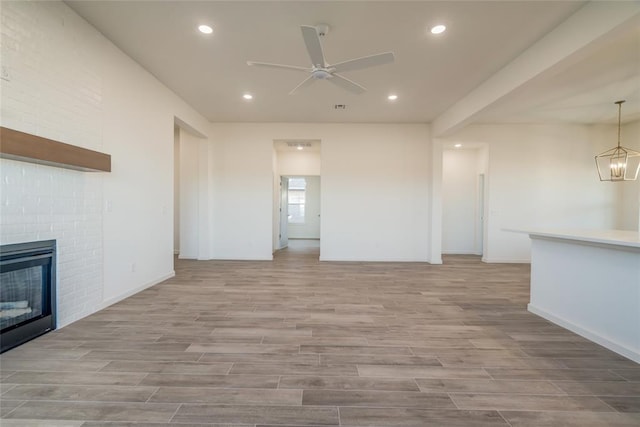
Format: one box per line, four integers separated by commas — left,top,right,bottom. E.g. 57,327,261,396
0,240,56,353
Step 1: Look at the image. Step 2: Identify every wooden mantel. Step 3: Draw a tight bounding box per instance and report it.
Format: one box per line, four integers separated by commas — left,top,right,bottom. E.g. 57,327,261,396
0,127,111,172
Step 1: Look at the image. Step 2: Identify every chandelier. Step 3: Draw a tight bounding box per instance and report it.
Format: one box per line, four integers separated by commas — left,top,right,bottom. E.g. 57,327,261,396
595,100,640,182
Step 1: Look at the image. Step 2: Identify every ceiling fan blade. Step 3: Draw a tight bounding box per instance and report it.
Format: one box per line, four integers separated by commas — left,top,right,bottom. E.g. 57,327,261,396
289,75,316,95
329,73,366,94
301,25,326,67
331,52,395,73
247,61,309,72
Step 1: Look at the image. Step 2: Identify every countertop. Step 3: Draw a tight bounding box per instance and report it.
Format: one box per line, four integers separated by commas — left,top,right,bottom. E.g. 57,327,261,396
506,228,640,249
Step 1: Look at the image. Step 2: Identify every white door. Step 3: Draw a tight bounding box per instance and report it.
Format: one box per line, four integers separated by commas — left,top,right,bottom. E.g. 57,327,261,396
477,173,485,255
305,176,321,238
279,176,289,249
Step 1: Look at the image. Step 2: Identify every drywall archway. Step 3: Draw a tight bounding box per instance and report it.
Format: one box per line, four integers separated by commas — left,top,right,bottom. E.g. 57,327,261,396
174,119,211,260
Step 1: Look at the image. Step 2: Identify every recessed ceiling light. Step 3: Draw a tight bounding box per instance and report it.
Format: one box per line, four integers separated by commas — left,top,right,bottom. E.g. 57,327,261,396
387,94,398,101
243,93,253,100
430,24,446,35
454,143,462,148
198,25,213,34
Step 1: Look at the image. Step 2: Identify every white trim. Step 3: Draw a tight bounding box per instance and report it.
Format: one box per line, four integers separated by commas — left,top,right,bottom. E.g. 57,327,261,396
528,304,640,364
528,231,640,252
442,250,482,255
209,256,274,261
481,257,530,264
319,257,430,263
57,271,176,329
97,271,176,312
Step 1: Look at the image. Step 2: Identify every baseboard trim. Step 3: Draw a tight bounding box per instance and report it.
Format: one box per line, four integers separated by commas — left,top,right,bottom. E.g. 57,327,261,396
482,257,530,264
97,271,176,312
319,257,429,263
528,304,640,363
57,271,176,329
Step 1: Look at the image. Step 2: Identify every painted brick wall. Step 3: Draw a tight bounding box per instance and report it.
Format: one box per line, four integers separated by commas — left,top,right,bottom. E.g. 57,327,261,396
1,1,104,326
1,1,212,327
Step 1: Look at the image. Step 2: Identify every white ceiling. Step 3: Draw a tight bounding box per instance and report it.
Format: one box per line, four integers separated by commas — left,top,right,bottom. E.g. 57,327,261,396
66,1,639,126
475,20,640,124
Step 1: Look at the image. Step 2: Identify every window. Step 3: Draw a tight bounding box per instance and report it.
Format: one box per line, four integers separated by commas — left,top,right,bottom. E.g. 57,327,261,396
288,177,306,224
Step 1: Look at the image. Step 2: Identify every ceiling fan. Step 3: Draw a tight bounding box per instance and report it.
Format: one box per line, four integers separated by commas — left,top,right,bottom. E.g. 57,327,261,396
247,24,395,95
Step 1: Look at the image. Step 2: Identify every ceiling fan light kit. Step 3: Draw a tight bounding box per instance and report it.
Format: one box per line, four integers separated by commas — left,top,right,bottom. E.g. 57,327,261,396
595,100,640,182
247,24,395,95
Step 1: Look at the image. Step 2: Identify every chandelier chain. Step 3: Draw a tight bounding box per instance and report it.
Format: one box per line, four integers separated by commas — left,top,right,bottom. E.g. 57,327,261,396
615,100,624,148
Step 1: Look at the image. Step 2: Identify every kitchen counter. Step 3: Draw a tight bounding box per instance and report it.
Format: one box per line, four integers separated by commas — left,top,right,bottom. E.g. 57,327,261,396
520,229,640,363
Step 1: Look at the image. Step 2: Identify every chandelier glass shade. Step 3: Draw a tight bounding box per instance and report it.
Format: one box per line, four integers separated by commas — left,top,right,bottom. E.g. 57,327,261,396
595,100,640,182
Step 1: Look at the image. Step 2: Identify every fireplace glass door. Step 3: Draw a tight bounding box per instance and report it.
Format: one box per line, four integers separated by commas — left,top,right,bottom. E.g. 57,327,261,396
0,240,56,353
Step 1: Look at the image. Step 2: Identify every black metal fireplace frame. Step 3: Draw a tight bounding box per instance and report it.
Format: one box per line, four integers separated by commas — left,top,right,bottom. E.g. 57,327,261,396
0,240,56,353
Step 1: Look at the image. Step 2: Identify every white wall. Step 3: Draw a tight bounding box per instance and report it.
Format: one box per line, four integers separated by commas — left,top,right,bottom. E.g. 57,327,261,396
617,120,640,231
211,123,431,262
177,128,200,259
321,125,431,261
210,124,275,260
442,148,485,254
476,147,489,254
0,1,210,326
272,149,279,251
446,124,619,263
278,150,322,176
173,127,180,253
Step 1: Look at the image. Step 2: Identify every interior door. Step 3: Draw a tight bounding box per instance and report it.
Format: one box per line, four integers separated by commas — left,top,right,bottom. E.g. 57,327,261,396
279,176,289,249
306,176,321,238
477,173,485,255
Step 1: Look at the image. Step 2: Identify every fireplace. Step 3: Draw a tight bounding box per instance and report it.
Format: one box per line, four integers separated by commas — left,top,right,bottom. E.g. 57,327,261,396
1,240,56,353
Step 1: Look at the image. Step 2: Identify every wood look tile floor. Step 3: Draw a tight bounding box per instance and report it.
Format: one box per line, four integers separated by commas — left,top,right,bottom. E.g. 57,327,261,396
1,243,639,426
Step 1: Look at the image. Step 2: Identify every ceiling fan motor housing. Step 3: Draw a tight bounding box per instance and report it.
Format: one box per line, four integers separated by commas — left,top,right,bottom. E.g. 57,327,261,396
312,69,332,79
316,24,329,37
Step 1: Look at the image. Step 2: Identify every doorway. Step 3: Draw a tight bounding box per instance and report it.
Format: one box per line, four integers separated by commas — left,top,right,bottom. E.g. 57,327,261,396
280,175,321,249
173,121,209,260
279,176,289,249
441,144,487,256
272,140,321,254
